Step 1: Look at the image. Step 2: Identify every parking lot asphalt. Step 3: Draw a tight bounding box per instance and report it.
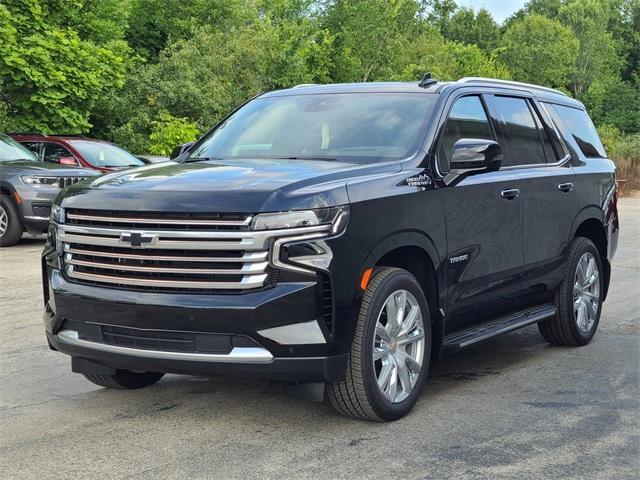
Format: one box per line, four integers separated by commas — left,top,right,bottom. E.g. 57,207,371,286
1,198,638,480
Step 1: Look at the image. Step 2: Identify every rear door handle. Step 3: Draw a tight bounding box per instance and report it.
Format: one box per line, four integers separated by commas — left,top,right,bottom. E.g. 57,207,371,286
558,182,574,193
500,188,520,200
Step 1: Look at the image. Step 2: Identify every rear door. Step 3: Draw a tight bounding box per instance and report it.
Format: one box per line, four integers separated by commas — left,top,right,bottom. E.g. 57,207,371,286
484,95,578,308
437,94,526,333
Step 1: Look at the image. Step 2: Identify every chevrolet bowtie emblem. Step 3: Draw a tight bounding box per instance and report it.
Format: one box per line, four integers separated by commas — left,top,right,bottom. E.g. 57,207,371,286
119,232,158,248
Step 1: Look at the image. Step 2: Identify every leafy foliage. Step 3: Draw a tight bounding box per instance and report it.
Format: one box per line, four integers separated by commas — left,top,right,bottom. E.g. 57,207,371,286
148,113,199,156
0,0,126,133
1,0,639,156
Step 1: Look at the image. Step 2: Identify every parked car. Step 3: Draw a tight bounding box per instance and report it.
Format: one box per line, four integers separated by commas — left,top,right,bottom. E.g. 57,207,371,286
42,77,618,421
11,134,145,172
0,133,98,246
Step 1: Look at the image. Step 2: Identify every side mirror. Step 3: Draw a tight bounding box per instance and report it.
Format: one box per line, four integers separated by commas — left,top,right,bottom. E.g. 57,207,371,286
59,156,78,166
170,141,195,160
446,138,502,184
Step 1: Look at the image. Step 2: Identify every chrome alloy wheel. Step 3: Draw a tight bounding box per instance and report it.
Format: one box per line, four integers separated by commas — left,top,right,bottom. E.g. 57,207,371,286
573,252,600,333
373,289,425,403
0,205,7,237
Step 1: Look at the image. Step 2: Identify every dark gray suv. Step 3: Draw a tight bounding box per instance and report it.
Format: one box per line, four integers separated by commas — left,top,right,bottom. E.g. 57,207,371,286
0,133,97,246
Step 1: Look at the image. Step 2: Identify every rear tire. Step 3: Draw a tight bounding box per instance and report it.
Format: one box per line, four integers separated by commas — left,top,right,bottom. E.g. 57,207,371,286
328,267,431,421
538,237,603,346
83,371,164,389
0,196,23,247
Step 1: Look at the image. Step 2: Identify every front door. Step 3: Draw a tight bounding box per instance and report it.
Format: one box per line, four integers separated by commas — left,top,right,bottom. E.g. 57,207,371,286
436,94,526,333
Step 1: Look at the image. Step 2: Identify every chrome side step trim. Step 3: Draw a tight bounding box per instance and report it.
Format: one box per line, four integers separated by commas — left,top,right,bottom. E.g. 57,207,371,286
442,304,556,353
56,330,274,364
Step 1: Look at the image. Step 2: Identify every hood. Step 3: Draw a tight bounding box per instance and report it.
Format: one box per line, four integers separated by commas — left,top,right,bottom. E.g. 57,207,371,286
58,158,401,213
0,160,97,176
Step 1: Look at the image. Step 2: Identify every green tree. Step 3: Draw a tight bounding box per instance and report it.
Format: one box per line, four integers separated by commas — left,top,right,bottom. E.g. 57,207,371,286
0,0,127,133
322,0,423,82
443,7,501,53
499,14,579,88
559,0,622,98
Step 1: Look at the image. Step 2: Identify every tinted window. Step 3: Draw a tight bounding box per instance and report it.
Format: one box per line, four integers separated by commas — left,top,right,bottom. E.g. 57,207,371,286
438,95,494,171
189,93,438,164
0,134,39,162
43,142,75,163
491,96,547,166
531,105,562,162
544,103,606,158
68,140,144,167
21,142,43,160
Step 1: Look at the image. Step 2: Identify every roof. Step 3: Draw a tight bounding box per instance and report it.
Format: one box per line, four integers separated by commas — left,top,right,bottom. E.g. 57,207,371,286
263,77,582,107
10,133,109,142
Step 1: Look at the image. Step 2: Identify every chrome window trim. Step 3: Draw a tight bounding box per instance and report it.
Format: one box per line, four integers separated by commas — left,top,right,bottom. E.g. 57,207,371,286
56,329,274,364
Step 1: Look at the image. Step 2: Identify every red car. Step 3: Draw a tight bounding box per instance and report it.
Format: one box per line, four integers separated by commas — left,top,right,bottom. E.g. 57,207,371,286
11,134,145,172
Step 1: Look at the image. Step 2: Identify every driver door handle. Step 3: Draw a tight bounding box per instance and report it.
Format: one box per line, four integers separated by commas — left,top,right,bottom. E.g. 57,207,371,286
558,182,574,193
500,188,520,200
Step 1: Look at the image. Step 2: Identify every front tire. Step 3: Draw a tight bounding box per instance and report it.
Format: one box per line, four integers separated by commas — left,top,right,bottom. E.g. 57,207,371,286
328,267,431,421
539,237,603,346
0,196,24,247
83,370,164,389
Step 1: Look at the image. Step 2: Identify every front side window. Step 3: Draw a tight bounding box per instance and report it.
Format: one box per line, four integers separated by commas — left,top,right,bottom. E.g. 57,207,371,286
189,93,438,164
438,95,495,172
490,96,547,167
544,103,607,158
68,141,144,167
43,142,75,164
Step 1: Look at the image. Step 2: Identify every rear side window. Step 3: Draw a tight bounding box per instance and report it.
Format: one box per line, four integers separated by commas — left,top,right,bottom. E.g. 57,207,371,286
544,103,607,158
489,96,547,166
438,95,494,171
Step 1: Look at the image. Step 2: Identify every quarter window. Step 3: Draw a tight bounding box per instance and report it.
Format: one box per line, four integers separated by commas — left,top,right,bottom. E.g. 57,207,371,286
544,103,607,158
438,95,494,172
490,96,547,166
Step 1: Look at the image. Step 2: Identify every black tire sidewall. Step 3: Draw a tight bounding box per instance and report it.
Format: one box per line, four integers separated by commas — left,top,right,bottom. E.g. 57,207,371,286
361,270,431,421
0,196,23,247
563,239,603,343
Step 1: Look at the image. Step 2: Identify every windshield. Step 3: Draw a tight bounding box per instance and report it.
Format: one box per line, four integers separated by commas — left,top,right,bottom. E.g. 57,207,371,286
69,140,144,167
189,93,438,163
0,134,38,162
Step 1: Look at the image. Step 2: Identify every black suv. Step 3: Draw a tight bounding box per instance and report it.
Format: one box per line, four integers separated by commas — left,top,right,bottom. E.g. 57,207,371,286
43,77,618,421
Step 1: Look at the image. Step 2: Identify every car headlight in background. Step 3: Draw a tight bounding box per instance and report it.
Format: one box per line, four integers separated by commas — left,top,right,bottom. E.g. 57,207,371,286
20,176,59,185
265,207,350,273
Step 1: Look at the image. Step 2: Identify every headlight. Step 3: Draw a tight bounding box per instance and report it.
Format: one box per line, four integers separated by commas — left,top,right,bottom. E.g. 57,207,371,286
252,207,347,232
51,204,65,223
20,176,59,185
265,207,350,273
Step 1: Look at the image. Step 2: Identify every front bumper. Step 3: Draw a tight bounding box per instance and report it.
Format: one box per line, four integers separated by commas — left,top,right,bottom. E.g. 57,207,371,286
44,268,348,383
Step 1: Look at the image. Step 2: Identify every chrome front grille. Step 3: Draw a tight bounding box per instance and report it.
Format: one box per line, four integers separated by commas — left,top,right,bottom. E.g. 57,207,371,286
58,210,283,293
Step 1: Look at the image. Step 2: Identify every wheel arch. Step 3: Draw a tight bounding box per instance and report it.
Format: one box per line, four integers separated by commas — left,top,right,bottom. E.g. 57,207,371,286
569,207,610,300
364,231,445,361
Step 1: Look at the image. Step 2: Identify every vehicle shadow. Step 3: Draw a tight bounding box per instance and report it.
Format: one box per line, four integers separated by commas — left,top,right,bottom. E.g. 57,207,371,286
64,325,560,424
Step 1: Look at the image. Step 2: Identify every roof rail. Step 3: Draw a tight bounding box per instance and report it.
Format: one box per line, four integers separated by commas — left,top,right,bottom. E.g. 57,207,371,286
292,84,316,88
457,77,567,96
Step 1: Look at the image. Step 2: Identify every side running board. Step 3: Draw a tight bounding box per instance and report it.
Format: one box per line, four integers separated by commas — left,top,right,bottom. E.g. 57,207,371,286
442,304,556,354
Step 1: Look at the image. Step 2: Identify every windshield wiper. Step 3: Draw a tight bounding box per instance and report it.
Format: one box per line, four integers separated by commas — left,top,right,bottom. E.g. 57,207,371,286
181,157,223,163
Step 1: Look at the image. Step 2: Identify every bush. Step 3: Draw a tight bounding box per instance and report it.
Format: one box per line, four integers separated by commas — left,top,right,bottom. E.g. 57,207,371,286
148,113,199,156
